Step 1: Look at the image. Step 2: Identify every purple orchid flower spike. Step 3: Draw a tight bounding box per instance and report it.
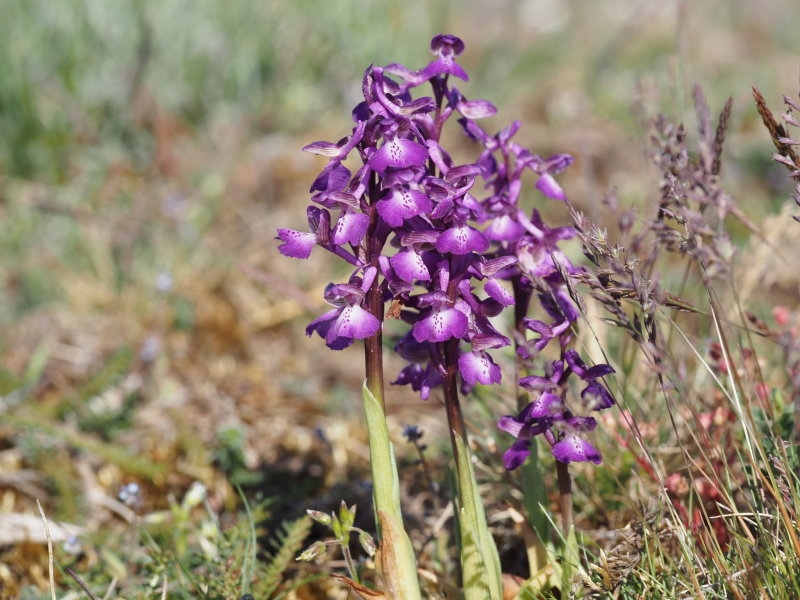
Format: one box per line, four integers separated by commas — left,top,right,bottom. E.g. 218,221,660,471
501,348,615,467
280,32,613,486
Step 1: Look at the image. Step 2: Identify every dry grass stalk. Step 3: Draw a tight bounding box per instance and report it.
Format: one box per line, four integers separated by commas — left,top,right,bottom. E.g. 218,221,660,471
36,499,58,600
752,86,800,170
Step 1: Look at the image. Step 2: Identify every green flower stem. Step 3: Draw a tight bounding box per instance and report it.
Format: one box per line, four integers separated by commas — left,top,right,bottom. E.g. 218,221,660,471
362,381,422,599
361,178,421,598
362,199,420,597
555,459,579,589
442,340,503,600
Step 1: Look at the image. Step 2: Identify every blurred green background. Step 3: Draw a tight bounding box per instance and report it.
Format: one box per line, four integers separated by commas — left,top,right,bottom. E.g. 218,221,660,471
6,0,800,312
2,0,798,322
3,0,798,180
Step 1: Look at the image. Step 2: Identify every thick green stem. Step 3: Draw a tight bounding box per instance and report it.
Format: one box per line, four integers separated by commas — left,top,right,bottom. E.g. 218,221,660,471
442,340,502,600
362,383,421,599
357,176,420,599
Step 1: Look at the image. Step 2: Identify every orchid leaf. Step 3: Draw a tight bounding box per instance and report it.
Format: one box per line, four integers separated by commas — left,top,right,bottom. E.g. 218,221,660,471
362,381,422,600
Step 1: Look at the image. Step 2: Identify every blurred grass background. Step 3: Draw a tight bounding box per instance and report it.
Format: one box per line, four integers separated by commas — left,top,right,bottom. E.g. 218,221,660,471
2,0,800,597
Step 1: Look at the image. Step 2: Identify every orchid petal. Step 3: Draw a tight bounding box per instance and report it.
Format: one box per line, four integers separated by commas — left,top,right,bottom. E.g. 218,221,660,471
420,57,469,81
333,211,370,246
376,188,432,227
368,137,429,173
552,435,602,464
484,279,515,307
527,392,563,419
536,173,566,201
519,374,557,391
327,304,380,345
458,98,497,119
503,438,532,470
484,214,524,241
459,350,501,385
436,224,488,255
581,381,615,411
413,307,469,342
390,250,431,283
277,229,316,258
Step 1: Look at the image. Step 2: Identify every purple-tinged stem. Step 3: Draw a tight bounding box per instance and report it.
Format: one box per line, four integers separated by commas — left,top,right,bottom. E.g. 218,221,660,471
511,277,533,411
555,460,573,535
440,337,469,587
511,276,550,563
442,339,468,457
441,336,503,597
556,344,574,536
443,272,469,451
364,171,385,408
364,280,385,409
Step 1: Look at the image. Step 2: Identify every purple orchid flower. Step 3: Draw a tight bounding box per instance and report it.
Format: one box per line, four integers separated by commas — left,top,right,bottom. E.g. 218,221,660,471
500,350,615,467
277,33,613,472
306,268,380,350
277,34,511,397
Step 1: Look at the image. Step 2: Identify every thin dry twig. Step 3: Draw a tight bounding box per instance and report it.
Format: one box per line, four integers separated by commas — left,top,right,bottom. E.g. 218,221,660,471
65,568,101,600
37,499,58,600
100,577,118,600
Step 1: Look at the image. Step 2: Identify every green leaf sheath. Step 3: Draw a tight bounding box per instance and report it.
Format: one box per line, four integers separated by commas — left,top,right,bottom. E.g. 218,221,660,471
362,381,422,600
